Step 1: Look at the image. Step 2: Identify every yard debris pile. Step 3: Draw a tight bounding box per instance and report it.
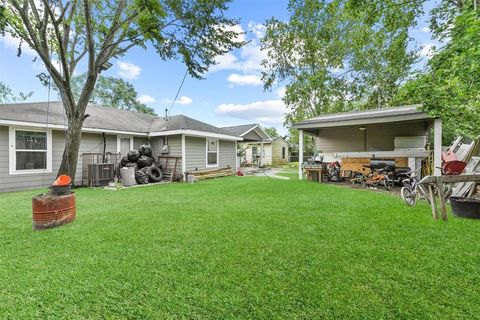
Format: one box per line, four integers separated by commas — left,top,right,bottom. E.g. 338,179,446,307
444,136,480,198
120,145,163,185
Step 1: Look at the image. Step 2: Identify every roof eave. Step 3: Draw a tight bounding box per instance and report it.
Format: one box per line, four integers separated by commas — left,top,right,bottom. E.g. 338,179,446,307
149,129,243,141
293,112,434,130
0,119,149,136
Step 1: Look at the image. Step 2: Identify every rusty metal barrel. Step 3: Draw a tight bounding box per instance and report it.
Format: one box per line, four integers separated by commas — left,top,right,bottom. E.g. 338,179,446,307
32,193,76,230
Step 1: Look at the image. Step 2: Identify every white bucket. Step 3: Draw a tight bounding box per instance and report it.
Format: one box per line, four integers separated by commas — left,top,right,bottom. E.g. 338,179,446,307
187,175,195,184
120,167,137,187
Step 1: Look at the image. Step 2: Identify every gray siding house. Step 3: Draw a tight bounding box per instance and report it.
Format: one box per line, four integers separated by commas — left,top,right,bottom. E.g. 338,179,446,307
0,102,241,192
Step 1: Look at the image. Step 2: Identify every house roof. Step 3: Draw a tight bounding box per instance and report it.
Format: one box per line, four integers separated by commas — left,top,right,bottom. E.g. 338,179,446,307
150,115,234,137
272,136,290,145
222,124,258,136
0,101,241,140
293,104,433,130
221,123,272,141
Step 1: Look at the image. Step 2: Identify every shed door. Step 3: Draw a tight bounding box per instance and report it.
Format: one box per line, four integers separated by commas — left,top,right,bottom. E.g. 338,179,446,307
120,138,131,157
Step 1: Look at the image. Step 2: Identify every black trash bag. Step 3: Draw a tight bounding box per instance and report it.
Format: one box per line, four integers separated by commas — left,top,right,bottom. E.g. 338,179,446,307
135,167,150,184
127,150,140,162
137,155,154,168
120,156,129,167
124,162,139,172
147,165,163,182
138,144,153,157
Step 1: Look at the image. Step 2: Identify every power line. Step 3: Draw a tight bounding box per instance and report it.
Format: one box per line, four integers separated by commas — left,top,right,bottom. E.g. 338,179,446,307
167,69,188,116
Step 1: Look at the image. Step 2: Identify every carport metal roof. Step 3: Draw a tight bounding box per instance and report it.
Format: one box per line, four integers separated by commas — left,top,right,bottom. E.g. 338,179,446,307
292,105,434,134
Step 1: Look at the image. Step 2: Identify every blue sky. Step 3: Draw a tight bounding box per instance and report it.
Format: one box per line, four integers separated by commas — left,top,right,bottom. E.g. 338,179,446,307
0,0,439,135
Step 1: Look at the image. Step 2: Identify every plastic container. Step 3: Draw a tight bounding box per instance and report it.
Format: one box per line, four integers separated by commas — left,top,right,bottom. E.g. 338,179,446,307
120,167,137,187
53,175,72,186
187,175,195,184
450,197,480,219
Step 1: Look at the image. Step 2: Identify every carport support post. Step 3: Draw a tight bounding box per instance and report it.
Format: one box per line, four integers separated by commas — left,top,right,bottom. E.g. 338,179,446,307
434,118,442,176
298,130,304,180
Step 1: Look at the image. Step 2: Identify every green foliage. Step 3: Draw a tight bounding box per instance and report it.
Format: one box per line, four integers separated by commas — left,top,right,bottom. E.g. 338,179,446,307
69,73,156,115
261,0,422,129
0,81,33,103
429,0,470,41
288,126,315,155
264,126,279,138
394,9,480,140
1,178,479,318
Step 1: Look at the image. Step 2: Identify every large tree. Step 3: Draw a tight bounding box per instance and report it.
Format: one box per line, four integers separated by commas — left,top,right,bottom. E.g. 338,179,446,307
264,126,279,138
393,4,480,141
1,0,243,182
261,0,422,151
69,73,156,115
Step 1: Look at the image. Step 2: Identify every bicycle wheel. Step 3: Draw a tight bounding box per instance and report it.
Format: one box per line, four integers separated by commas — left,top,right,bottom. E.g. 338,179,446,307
379,178,391,191
401,186,416,207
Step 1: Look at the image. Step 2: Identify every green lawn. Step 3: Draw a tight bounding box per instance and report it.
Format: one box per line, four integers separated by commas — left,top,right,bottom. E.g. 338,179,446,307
1,177,480,319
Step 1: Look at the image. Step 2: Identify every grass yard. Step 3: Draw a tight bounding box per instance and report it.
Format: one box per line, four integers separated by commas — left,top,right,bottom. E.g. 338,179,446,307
1,177,480,319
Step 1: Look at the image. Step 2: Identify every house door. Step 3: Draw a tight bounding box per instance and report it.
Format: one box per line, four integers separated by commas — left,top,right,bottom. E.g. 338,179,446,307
119,137,132,157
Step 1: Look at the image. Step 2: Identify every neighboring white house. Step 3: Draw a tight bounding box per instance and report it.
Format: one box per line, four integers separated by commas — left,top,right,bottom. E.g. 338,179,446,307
242,137,290,166
222,124,290,166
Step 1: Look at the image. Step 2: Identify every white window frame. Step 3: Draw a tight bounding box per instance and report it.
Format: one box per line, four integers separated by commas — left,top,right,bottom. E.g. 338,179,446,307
9,126,52,175
117,135,134,154
206,138,219,168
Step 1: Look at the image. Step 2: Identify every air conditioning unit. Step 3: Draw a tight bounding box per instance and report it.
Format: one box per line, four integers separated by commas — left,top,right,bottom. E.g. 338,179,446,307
87,163,114,187
162,145,169,154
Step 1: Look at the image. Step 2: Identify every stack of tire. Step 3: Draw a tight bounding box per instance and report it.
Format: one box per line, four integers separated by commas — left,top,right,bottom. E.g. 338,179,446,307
120,144,163,184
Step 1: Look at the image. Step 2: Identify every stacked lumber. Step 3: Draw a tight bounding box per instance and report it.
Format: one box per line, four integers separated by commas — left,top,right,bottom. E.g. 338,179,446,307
187,167,235,181
341,157,408,176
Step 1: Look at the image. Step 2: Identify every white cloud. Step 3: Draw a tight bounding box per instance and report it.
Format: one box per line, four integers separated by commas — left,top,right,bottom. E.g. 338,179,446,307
419,43,435,58
210,53,240,72
248,21,266,39
162,95,193,106
117,61,141,80
421,26,430,33
0,34,36,56
227,73,262,86
224,24,246,43
210,22,268,74
137,94,156,104
216,99,286,126
275,87,286,99
177,96,192,105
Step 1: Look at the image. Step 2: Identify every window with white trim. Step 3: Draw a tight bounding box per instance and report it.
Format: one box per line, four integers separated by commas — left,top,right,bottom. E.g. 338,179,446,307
206,138,219,166
9,128,52,174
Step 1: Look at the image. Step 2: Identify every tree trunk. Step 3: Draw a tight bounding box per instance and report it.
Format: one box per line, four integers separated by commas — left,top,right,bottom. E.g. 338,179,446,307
57,95,91,184
57,114,84,184
56,71,97,184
